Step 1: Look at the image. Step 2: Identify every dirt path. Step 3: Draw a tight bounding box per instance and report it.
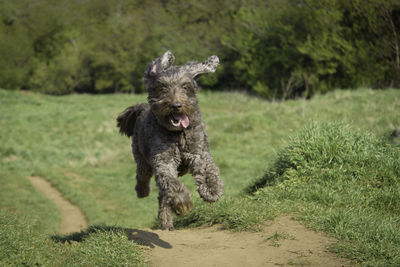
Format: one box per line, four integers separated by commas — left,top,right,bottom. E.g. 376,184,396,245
131,216,351,267
28,176,350,266
28,176,88,234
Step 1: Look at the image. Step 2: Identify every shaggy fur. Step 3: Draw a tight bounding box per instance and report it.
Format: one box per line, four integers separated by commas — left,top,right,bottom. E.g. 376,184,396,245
117,51,224,230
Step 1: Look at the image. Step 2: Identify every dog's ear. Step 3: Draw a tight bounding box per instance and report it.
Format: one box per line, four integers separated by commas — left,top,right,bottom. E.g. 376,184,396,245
144,51,175,78
183,55,219,78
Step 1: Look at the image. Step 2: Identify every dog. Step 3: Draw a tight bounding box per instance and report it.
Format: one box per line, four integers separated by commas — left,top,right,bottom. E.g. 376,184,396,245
117,51,223,230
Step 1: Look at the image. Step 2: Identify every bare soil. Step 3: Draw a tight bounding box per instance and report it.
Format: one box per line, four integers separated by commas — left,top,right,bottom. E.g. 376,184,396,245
138,216,351,267
28,176,88,234
28,176,351,266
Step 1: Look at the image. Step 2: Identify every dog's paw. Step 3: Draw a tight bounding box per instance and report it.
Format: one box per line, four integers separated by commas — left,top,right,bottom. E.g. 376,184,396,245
159,216,175,231
160,224,175,231
197,184,223,203
135,183,151,198
171,194,193,216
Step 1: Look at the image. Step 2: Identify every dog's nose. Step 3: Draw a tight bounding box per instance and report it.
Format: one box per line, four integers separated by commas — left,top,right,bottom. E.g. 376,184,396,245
171,102,182,109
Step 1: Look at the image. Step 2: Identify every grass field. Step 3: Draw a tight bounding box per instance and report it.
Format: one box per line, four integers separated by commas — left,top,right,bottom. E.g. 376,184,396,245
1,88,399,265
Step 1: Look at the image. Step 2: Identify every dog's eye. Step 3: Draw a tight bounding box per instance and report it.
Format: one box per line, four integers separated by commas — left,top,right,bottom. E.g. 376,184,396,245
182,83,191,91
155,81,168,91
156,84,169,94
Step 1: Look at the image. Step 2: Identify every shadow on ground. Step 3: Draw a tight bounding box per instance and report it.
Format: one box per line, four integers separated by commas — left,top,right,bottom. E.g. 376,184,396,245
51,225,172,249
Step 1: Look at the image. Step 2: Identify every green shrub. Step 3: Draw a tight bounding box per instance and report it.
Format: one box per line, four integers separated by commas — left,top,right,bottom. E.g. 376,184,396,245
29,39,91,95
1,0,399,97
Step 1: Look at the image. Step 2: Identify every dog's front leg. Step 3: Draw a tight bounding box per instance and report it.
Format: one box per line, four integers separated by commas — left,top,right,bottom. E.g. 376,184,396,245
190,153,224,202
154,163,176,230
156,189,174,230
154,161,192,230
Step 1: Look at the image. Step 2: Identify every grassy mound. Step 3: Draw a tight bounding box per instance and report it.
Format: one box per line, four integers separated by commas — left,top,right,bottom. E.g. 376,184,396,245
252,122,400,265
250,121,400,195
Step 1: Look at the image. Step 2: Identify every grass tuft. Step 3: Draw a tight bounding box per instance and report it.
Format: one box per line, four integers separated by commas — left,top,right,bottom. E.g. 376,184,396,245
174,196,276,231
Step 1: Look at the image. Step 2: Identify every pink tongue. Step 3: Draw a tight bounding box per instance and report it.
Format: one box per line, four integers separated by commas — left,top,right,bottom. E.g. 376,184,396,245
174,114,189,128
180,115,189,128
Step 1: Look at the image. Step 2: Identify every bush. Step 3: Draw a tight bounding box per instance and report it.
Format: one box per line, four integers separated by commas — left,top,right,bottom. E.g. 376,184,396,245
30,38,91,95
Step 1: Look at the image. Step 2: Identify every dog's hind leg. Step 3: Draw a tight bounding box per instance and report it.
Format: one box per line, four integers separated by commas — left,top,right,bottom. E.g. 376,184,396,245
170,181,192,216
134,158,153,198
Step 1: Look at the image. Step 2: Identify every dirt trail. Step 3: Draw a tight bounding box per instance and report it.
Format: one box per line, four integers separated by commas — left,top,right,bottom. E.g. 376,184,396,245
28,176,88,234
28,176,350,266
132,216,351,267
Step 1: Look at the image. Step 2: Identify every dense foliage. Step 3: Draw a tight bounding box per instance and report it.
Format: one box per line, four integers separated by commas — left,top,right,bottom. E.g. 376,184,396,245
1,0,399,98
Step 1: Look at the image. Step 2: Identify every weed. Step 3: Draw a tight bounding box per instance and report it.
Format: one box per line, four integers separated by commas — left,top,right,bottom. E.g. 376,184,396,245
266,231,296,247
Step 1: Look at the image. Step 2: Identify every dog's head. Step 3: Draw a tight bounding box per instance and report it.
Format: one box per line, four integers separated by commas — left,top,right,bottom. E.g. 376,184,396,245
143,51,219,131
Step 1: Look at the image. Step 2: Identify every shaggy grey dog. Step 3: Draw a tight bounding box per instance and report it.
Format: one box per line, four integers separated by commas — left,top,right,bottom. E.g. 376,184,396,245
117,51,224,230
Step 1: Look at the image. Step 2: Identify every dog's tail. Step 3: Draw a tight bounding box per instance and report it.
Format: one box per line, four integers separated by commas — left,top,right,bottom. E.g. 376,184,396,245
116,103,148,137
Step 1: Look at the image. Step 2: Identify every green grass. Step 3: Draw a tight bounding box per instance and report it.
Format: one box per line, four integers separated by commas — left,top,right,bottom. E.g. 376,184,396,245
0,210,148,266
1,88,400,265
253,122,400,265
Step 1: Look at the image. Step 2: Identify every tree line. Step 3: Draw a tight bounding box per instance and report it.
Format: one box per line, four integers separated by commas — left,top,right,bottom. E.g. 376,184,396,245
1,0,399,99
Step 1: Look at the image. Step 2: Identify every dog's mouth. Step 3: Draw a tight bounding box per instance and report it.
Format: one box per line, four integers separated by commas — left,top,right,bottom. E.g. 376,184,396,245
170,113,189,128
